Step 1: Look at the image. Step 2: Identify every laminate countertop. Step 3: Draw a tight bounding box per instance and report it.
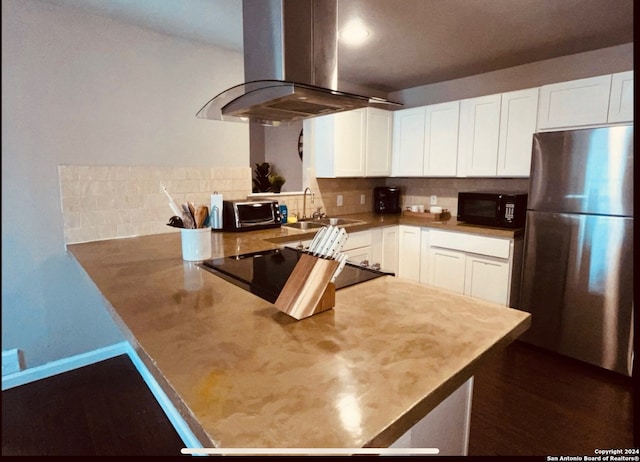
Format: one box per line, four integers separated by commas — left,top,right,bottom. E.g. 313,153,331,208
67,216,530,450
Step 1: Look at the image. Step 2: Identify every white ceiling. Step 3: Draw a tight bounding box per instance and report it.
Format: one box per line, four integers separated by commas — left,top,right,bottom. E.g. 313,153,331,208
40,0,634,93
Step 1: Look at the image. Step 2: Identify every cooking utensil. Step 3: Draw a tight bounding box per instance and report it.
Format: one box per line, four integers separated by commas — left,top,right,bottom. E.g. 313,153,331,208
194,205,209,229
313,226,333,256
330,252,348,283
308,226,327,254
162,185,183,217
181,203,195,229
318,225,340,258
167,215,184,228
325,228,348,260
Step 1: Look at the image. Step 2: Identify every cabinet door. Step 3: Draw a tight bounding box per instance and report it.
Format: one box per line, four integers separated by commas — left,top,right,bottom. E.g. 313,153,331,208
497,88,539,177
458,94,501,177
419,228,430,285
608,71,633,123
464,254,510,305
537,74,612,130
381,226,399,275
365,108,393,176
428,247,466,294
398,225,421,281
392,107,425,176
423,101,459,176
334,109,366,176
345,246,373,267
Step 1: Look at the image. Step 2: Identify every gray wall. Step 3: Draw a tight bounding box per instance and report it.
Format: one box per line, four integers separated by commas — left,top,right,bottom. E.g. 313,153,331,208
384,42,633,209
2,0,248,369
389,43,633,107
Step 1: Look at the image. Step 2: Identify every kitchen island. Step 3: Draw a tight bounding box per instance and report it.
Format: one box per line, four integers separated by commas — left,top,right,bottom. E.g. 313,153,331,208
67,220,530,452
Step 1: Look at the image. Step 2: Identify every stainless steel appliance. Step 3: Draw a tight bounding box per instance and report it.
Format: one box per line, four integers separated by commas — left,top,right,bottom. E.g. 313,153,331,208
201,247,389,303
519,125,634,376
222,200,282,232
374,186,401,214
457,191,528,228
196,0,401,126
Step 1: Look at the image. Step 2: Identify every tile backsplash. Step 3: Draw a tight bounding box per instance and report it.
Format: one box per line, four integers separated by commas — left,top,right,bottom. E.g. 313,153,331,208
59,164,531,244
58,165,251,244
388,177,530,213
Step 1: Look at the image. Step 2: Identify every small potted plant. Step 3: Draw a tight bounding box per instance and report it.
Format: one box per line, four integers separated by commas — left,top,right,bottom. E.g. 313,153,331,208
252,162,272,193
269,174,286,193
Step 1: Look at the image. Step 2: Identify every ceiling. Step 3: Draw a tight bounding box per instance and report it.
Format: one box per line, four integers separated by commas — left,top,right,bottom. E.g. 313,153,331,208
41,0,634,94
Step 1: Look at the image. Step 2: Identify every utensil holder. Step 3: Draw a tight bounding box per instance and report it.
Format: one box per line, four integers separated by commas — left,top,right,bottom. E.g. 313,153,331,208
273,253,339,320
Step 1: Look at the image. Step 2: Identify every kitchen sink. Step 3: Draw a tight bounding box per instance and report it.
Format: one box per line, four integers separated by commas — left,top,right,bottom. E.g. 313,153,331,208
315,217,366,226
282,221,324,230
283,217,365,230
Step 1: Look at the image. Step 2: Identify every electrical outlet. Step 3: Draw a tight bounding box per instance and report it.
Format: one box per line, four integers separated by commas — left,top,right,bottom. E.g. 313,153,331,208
360,194,366,205
430,195,438,205
337,195,343,206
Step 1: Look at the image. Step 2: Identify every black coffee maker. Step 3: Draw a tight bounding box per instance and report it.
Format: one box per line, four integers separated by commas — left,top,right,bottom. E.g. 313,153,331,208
374,186,401,214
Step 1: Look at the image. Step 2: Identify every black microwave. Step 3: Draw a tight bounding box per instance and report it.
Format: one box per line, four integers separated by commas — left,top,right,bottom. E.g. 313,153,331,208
222,200,282,232
457,191,528,229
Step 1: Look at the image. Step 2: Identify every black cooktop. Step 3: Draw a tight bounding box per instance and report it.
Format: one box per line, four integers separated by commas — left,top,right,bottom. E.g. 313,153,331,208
200,247,389,303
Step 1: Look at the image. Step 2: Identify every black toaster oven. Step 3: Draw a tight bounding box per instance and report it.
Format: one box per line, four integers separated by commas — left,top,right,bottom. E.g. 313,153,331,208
222,200,282,232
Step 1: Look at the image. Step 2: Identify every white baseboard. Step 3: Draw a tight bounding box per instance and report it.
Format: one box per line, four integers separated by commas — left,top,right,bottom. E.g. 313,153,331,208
1,342,202,450
1,343,128,391
2,349,22,376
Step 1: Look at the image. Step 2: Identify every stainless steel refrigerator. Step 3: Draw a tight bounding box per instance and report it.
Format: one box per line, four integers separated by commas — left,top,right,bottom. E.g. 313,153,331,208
519,125,634,376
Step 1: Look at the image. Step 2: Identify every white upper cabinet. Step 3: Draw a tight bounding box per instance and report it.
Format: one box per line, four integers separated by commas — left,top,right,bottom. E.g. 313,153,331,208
392,107,425,176
537,74,612,130
392,102,459,177
496,87,539,177
365,108,393,176
423,101,460,176
457,94,502,177
608,71,634,123
314,108,392,178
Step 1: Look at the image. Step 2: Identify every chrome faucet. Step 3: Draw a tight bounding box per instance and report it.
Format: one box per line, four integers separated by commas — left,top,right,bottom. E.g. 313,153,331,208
302,187,314,220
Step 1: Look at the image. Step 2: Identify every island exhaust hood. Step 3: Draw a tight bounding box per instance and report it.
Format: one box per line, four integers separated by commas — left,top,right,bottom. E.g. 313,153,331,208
196,0,401,126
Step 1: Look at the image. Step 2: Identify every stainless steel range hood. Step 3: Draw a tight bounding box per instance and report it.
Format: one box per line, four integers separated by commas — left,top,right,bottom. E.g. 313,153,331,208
196,0,401,126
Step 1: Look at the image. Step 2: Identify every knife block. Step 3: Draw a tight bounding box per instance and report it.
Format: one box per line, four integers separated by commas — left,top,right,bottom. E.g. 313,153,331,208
274,253,339,320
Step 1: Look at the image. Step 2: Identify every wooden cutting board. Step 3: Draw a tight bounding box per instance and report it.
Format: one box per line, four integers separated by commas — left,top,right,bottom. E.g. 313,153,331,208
274,253,339,320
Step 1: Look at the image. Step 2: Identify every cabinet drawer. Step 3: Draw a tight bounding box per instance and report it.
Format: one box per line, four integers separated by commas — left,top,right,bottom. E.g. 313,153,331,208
429,230,510,259
343,230,372,251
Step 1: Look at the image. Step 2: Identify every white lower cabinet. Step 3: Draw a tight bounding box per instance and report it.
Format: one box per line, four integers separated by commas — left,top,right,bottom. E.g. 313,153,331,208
390,377,474,455
398,225,422,281
464,254,510,305
342,229,374,267
426,229,516,306
372,226,399,275
427,247,466,294
286,225,520,307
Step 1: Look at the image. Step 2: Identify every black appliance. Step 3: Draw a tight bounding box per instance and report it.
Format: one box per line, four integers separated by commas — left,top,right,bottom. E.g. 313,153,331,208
201,247,389,303
457,191,528,229
222,200,282,232
374,186,401,214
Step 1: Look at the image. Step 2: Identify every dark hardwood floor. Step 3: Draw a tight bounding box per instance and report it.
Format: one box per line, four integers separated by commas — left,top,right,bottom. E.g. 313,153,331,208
1,354,185,456
468,340,635,456
2,342,635,456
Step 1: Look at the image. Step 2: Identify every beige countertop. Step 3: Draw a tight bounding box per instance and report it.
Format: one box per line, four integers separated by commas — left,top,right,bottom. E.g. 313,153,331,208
268,212,523,245
67,215,530,449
